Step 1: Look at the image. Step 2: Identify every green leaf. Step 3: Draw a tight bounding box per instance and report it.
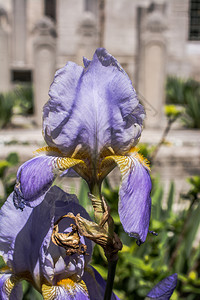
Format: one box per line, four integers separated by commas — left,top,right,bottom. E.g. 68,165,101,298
91,264,107,279
184,201,200,258
167,181,175,216
0,160,11,178
6,152,19,166
151,185,163,220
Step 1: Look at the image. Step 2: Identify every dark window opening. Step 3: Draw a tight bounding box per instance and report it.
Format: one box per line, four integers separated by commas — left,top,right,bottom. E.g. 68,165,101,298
12,70,32,83
44,0,56,22
189,0,200,40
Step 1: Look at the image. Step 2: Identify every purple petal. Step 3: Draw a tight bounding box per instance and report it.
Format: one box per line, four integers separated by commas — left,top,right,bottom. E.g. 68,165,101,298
40,187,93,284
83,56,91,68
42,281,89,300
60,168,80,178
0,193,32,268
13,156,57,209
82,266,120,300
113,154,151,244
0,186,92,290
146,274,177,299
0,274,23,300
43,48,145,157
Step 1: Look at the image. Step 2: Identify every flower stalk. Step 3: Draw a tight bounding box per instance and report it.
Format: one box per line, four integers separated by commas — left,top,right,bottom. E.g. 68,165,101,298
104,259,118,300
88,191,121,299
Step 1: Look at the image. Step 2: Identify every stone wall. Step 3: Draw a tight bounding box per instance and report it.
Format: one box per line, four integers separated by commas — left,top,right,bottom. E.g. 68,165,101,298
0,0,200,122
0,0,199,80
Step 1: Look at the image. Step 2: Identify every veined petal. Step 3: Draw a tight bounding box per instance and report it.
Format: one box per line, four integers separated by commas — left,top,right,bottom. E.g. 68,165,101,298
0,186,92,292
39,186,92,284
42,277,89,300
13,154,83,209
0,192,32,268
146,273,177,300
104,152,151,244
0,273,23,300
43,48,145,158
82,266,120,300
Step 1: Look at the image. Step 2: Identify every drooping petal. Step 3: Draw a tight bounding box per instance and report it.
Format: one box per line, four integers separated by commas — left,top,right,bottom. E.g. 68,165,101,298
0,186,92,292
0,191,54,287
0,192,32,268
0,273,23,300
13,155,83,209
104,152,151,244
146,273,177,300
82,266,120,300
43,48,145,157
42,278,89,300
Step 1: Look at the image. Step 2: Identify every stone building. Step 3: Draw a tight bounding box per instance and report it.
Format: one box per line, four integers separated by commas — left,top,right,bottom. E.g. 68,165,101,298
0,0,200,126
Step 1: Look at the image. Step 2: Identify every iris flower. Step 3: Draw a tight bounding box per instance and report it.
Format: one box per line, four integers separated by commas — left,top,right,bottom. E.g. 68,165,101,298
0,186,119,300
13,48,151,245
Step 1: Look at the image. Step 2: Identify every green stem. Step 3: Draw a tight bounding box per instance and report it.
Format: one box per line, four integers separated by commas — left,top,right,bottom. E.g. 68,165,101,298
104,258,118,300
90,183,105,224
90,182,119,299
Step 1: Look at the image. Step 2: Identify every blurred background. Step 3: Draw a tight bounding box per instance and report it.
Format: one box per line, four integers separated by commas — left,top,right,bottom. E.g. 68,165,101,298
0,0,200,299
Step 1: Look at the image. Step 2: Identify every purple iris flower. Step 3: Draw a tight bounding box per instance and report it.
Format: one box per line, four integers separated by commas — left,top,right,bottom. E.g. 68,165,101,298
13,48,151,245
146,273,178,300
0,186,119,300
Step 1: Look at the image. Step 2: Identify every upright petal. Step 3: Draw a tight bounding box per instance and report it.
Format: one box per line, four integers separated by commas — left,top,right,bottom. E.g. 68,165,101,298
43,48,145,157
104,152,151,244
146,273,177,300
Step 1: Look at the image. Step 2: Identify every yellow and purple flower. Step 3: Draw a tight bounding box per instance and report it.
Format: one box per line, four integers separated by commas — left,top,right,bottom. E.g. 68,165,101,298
13,48,151,245
0,186,119,299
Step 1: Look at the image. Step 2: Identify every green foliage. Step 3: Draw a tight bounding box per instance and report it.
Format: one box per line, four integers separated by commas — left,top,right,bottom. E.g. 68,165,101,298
0,92,15,129
0,155,200,299
87,175,200,299
164,105,183,120
165,76,200,128
14,84,34,115
0,152,19,206
0,85,33,129
181,91,200,128
22,281,42,300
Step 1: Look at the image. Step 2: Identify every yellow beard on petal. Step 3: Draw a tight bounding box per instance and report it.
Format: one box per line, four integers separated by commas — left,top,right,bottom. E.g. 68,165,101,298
128,147,151,171
3,275,20,298
34,146,64,156
57,277,88,295
42,277,88,300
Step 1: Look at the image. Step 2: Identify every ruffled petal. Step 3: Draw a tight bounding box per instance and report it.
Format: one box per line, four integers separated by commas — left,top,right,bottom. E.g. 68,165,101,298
13,155,83,209
146,273,177,300
105,152,151,244
82,266,120,300
43,48,145,157
0,273,23,300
